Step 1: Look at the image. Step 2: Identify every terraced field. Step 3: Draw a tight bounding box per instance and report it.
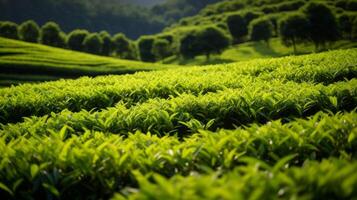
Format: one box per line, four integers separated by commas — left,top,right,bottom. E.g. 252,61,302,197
0,37,172,87
0,49,356,199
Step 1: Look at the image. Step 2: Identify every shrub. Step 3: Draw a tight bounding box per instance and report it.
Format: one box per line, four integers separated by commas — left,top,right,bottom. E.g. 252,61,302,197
0,21,19,39
179,32,198,59
242,10,263,24
179,26,231,60
152,39,171,60
346,0,357,11
335,0,348,9
338,14,353,39
226,14,247,43
279,13,309,53
301,2,339,51
277,0,305,12
248,18,274,46
113,33,136,60
352,17,357,40
41,21,66,48
67,29,89,51
113,33,130,56
137,36,156,62
99,31,114,56
196,26,231,60
83,33,103,55
19,20,40,43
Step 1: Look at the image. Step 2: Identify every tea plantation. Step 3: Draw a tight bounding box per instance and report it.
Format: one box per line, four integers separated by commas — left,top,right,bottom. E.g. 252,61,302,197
0,37,172,87
0,48,356,199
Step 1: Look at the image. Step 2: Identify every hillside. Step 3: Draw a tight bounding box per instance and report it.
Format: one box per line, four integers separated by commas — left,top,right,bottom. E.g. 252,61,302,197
0,37,173,87
0,48,356,199
162,38,357,65
123,0,356,65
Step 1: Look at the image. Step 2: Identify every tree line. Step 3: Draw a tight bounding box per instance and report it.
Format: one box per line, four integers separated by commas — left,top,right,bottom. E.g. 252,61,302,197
137,2,357,62
0,20,137,60
1,2,356,62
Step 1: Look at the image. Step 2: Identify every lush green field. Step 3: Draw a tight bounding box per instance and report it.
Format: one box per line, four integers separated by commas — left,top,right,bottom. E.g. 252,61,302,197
0,48,356,199
0,37,173,87
162,38,357,65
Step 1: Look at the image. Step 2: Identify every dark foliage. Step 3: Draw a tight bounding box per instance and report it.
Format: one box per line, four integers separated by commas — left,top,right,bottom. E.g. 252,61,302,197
0,21,18,39
226,14,248,43
113,33,136,60
152,0,221,23
279,13,309,53
179,26,231,60
302,2,340,51
249,18,274,45
152,38,172,60
83,33,103,55
41,22,66,48
67,29,89,51
137,36,156,62
99,31,115,56
0,0,165,39
19,20,40,43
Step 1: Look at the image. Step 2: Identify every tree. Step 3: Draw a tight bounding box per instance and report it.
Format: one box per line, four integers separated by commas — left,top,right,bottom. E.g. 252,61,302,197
67,29,89,51
83,33,103,55
179,26,231,60
353,17,357,40
226,14,248,43
279,13,309,54
41,21,66,48
137,36,156,62
0,21,18,39
19,20,40,43
242,10,262,24
113,33,132,59
338,14,353,39
196,26,231,60
302,2,339,51
248,18,274,46
179,32,199,59
152,39,171,60
99,31,114,56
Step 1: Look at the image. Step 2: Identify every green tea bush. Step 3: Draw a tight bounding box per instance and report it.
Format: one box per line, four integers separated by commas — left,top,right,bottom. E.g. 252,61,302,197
0,112,356,199
0,47,356,199
1,49,356,124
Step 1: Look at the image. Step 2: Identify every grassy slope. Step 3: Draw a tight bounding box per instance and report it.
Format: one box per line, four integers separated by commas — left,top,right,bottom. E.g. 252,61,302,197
162,38,357,66
0,37,176,87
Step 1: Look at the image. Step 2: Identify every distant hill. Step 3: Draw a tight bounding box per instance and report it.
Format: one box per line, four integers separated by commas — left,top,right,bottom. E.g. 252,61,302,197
0,0,220,39
0,0,165,39
152,0,221,23
122,0,166,7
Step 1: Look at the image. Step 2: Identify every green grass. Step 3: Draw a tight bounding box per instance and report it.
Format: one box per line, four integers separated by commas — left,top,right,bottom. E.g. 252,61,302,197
0,37,176,87
162,38,357,66
0,48,356,199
